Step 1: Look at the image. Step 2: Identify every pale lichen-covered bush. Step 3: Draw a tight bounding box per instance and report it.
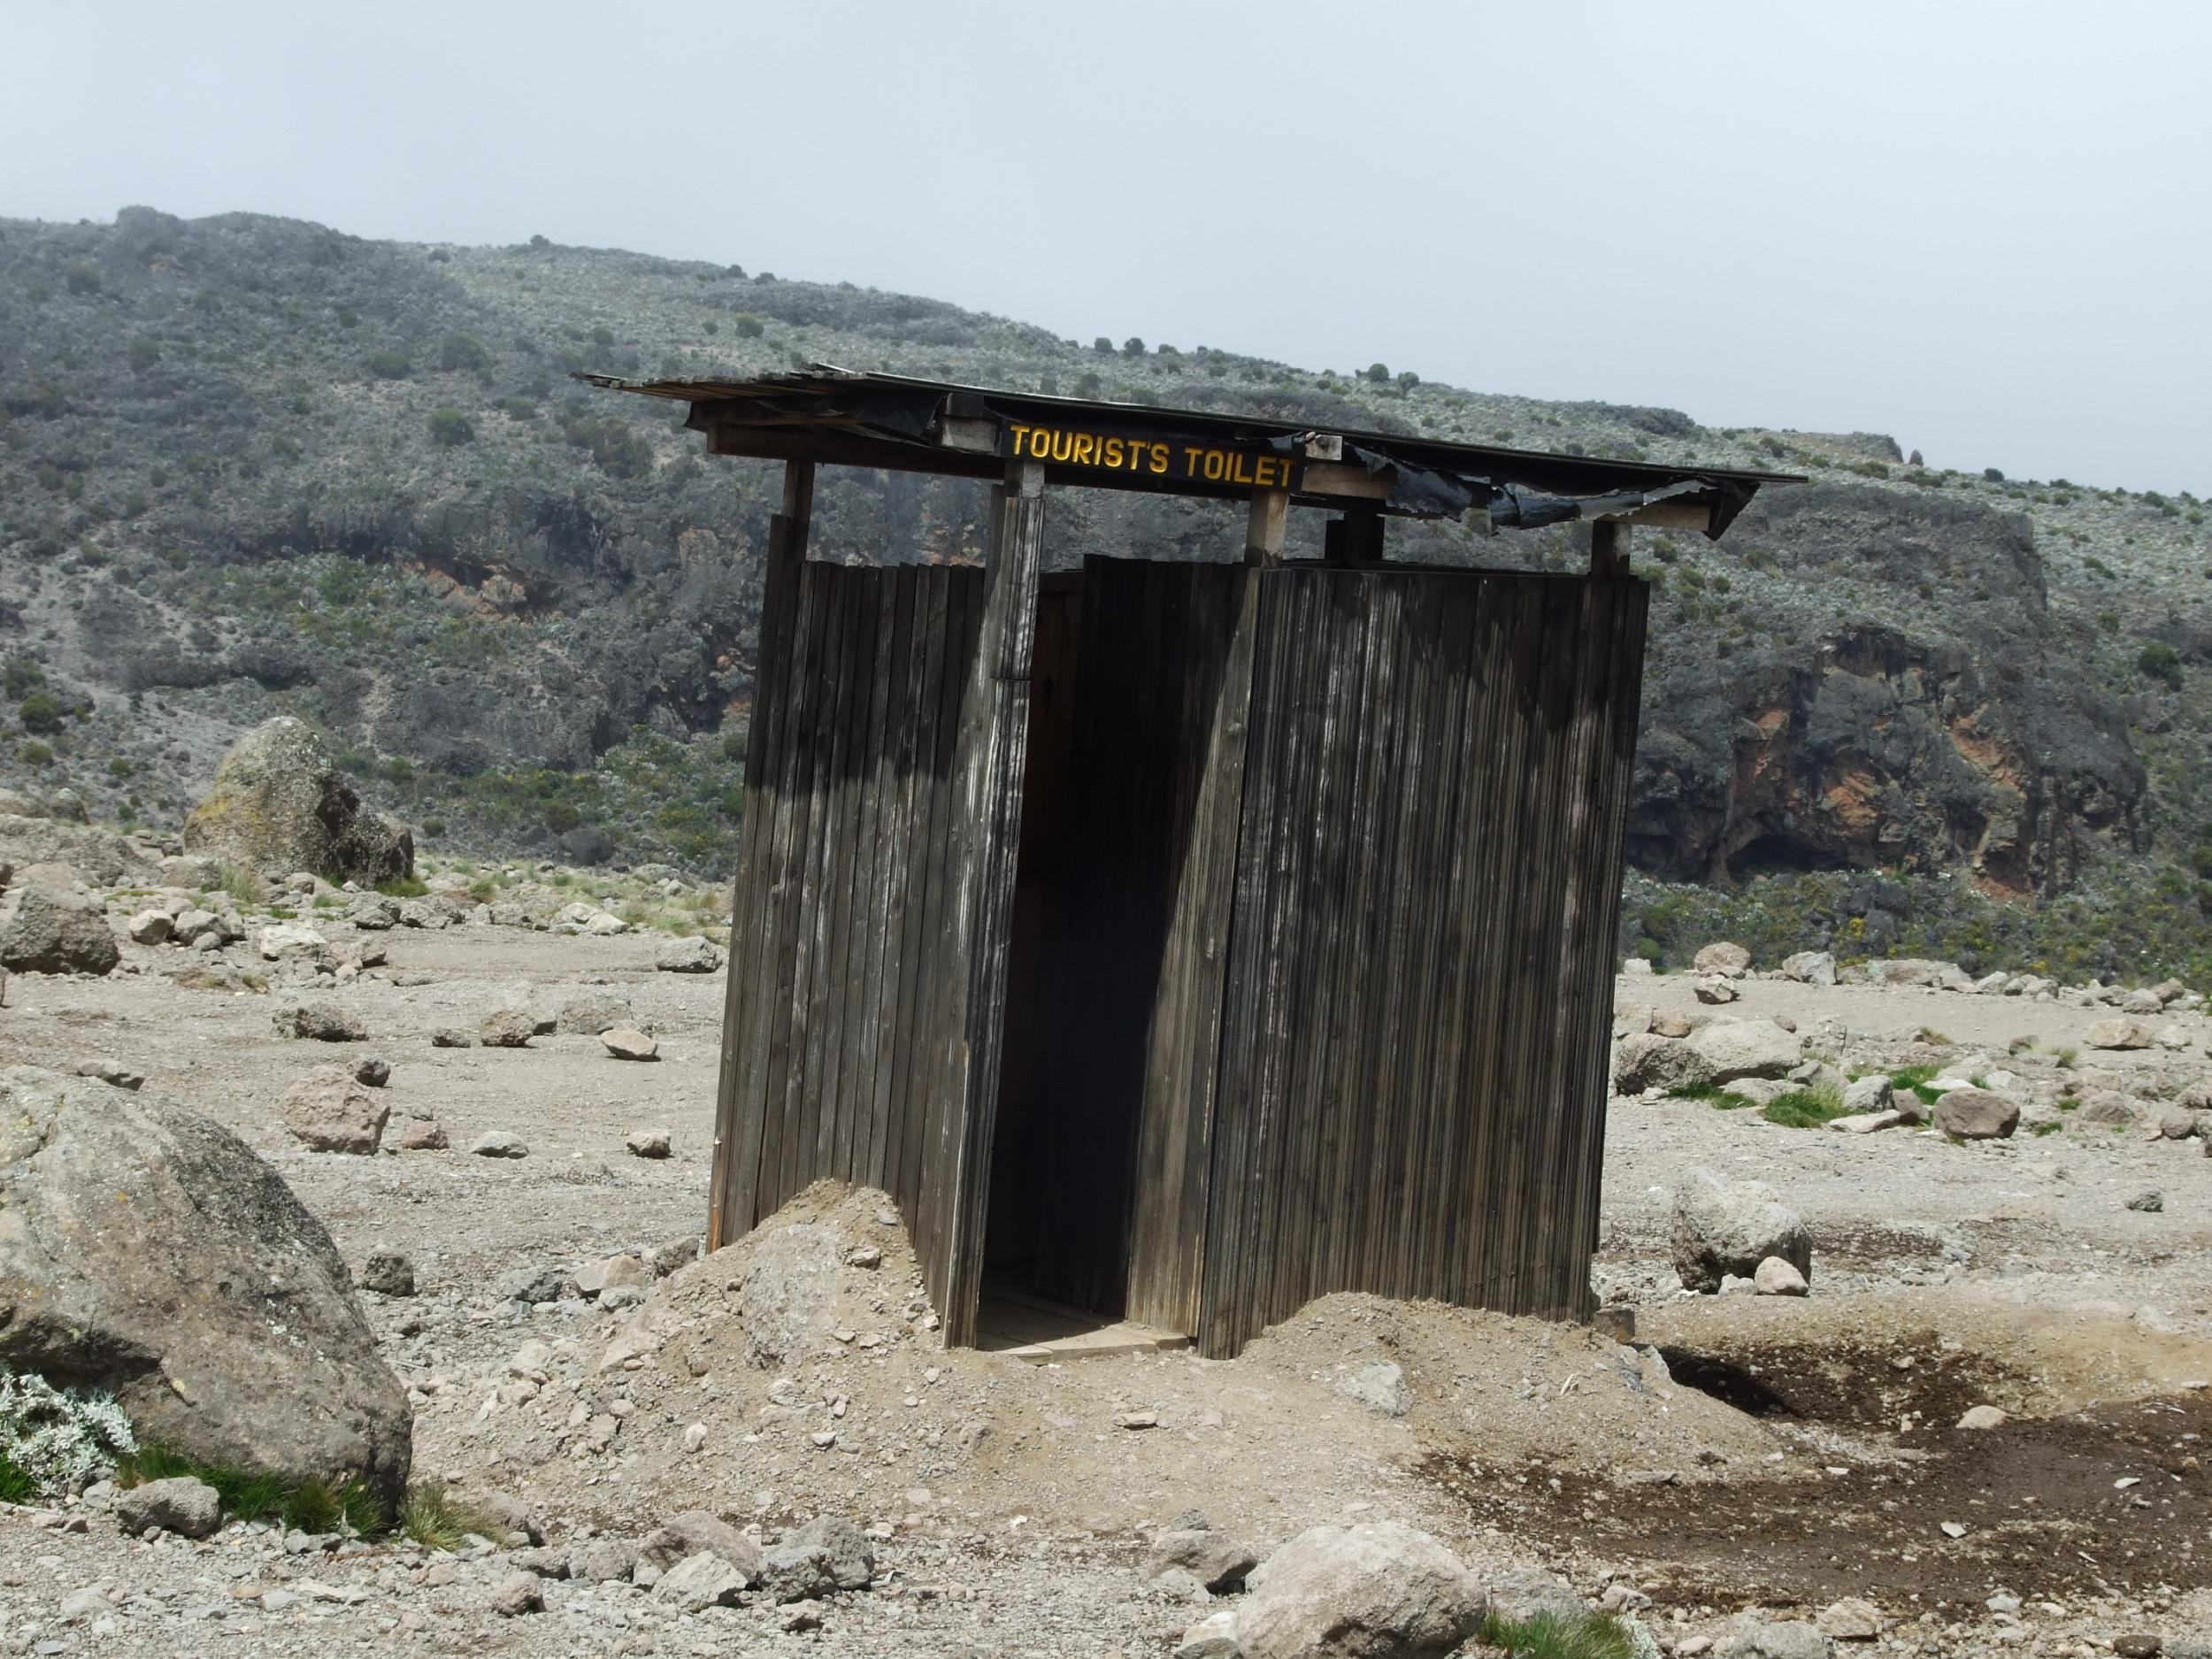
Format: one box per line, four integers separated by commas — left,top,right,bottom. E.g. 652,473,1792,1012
0,1368,136,1492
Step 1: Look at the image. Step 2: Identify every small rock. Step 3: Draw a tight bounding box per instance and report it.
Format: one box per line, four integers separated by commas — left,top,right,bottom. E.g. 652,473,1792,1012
281,1064,389,1155
479,1007,536,1049
1780,950,1837,987
2114,1638,2162,1659
470,1131,529,1158
1149,1528,1260,1593
358,1251,415,1296
602,1027,659,1062
2085,1017,2157,1051
1816,1598,1881,1641
655,935,724,974
1754,1256,1809,1296
429,1028,472,1048
575,1254,650,1299
489,1571,543,1617
1932,1087,2018,1140
1175,1609,1244,1659
273,1002,365,1042
569,1538,640,1583
394,1118,448,1151
1692,975,1739,1005
1717,1617,1836,1659
1957,1404,2008,1430
1334,1360,1412,1417
1840,1075,1893,1115
1693,941,1752,975
1826,1109,1904,1135
1671,1165,1812,1294
757,1515,875,1601
116,1476,221,1540
2128,1189,2166,1213
127,909,174,946
682,1422,709,1454
625,1127,672,1158
354,1054,390,1087
654,1549,749,1611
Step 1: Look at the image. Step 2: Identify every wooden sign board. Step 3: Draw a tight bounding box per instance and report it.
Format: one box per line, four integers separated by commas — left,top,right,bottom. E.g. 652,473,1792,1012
1002,420,1302,492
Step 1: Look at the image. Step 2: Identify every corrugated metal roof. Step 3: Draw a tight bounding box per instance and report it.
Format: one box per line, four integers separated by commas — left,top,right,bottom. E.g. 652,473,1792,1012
583,367,1800,536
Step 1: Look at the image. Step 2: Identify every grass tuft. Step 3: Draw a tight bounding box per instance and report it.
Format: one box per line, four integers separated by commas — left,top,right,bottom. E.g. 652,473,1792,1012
0,1450,37,1504
1763,1082,1848,1129
2031,1120,2062,1137
1887,1064,1946,1106
397,1481,501,1552
117,1445,382,1534
213,864,266,909
374,875,429,899
1479,1607,1640,1659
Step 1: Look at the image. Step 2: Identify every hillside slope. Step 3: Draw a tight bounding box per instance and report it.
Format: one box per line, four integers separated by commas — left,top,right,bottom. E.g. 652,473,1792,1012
1,207,2207,972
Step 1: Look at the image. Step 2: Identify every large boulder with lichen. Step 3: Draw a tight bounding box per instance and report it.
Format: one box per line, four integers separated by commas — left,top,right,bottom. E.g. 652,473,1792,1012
182,718,411,885
0,1066,411,1510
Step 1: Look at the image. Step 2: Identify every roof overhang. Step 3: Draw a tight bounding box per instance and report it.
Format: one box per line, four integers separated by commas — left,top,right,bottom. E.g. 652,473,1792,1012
583,368,1800,539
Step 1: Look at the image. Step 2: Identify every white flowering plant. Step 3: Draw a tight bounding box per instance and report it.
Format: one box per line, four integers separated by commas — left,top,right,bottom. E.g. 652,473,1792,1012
0,1367,137,1497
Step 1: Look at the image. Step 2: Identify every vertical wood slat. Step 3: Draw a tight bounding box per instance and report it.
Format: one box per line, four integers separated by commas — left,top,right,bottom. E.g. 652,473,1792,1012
1198,568,1648,1357
936,462,1046,1347
713,460,812,1250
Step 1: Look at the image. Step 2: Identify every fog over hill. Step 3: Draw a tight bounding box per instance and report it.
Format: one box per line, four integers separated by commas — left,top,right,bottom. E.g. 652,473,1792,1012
3,206,2208,976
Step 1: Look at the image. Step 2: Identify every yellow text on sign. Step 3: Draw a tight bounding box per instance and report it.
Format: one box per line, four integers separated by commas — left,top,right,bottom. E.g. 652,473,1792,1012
1007,425,1293,488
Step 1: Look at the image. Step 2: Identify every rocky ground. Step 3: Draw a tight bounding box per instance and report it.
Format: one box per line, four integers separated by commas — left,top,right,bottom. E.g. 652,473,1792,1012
7,875,2212,1656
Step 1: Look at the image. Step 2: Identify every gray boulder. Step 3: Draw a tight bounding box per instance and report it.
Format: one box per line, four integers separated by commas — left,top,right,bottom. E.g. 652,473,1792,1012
1780,950,1838,987
182,718,411,886
637,1509,765,1580
757,1516,876,1601
556,992,634,1036
0,813,156,887
0,887,119,976
1233,1522,1486,1659
1335,1360,1412,1417
1686,1018,1803,1082
479,1006,536,1049
273,1002,365,1042
1612,1033,1717,1094
656,935,724,974
2085,1016,2156,1051
0,1067,411,1510
653,1550,749,1611
1841,1075,1893,1115
116,1475,221,1540
1671,1165,1813,1294
1932,1087,2017,1140
1692,941,1751,974
1717,1617,1836,1659
282,1066,390,1156
1148,1527,1260,1594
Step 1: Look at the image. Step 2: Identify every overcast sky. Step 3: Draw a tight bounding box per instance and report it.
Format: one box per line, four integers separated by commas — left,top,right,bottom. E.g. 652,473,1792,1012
6,2,2207,491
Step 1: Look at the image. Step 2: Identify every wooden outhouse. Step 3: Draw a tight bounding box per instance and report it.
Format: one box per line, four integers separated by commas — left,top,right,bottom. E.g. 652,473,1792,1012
589,371,1789,1358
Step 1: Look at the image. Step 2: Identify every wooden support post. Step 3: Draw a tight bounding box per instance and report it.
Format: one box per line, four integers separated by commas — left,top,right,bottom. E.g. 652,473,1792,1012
1590,518,1632,578
710,458,814,1254
940,457,1046,1344
1245,488,1289,567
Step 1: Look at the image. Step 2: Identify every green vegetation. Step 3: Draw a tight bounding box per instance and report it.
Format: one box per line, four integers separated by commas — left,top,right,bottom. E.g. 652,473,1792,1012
1887,1064,1946,1107
1763,1082,1848,1129
397,1481,502,1552
1478,1607,1639,1659
0,1450,35,1504
363,349,412,380
2139,642,2184,687
427,408,476,446
118,1444,380,1533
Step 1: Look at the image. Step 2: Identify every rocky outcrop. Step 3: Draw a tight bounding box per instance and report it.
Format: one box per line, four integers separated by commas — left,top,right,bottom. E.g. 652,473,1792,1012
1631,483,2144,898
0,1066,411,1510
183,718,412,884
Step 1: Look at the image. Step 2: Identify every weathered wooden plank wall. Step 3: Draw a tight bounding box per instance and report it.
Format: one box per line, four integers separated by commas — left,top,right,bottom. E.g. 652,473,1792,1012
1197,568,1648,1357
711,468,1042,1345
711,553,984,1325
